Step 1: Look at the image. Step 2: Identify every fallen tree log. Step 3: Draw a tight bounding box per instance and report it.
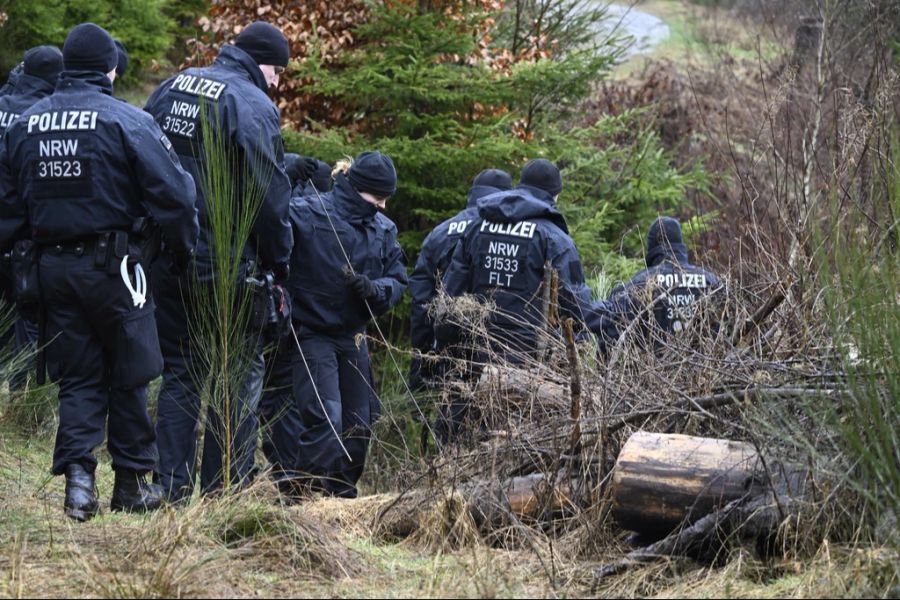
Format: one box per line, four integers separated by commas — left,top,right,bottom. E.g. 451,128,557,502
374,472,577,542
475,365,569,409
596,476,808,579
611,431,765,537
596,431,810,580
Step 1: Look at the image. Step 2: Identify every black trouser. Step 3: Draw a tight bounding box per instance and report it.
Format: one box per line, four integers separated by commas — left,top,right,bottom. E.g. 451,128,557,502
39,251,161,475
152,255,265,498
259,336,301,480
293,329,378,498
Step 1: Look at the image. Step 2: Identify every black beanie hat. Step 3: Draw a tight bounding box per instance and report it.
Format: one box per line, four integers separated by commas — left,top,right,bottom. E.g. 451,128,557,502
234,21,289,67
348,151,397,197
63,23,118,74
520,158,563,197
647,216,684,250
473,168,512,191
114,39,129,76
23,46,63,86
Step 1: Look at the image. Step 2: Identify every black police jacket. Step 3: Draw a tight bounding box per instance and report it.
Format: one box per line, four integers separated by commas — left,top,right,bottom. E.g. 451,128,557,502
0,73,55,137
143,44,292,269
441,184,608,356
288,173,407,335
598,242,723,353
0,64,23,98
0,70,199,258
409,184,503,353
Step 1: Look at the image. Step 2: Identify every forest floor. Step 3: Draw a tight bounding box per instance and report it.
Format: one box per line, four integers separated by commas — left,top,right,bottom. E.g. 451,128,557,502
1,421,895,598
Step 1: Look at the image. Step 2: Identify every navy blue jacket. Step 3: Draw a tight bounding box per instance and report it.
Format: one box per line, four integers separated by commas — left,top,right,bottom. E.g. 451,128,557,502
0,74,55,137
409,183,502,353
143,44,292,268
599,241,723,352
288,173,407,335
0,64,23,98
0,70,199,258
441,184,608,356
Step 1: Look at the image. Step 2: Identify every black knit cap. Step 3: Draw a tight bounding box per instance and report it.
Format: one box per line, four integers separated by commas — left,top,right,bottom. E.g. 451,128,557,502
23,45,63,86
114,39,129,76
520,158,563,197
348,151,397,197
63,23,118,74
647,216,684,251
473,168,512,191
234,21,289,67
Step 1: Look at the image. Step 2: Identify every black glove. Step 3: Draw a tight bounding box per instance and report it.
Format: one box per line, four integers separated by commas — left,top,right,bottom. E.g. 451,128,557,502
349,272,376,299
272,262,290,284
285,155,320,186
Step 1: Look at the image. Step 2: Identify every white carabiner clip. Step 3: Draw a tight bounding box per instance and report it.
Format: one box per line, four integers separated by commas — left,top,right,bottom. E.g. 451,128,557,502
120,255,147,309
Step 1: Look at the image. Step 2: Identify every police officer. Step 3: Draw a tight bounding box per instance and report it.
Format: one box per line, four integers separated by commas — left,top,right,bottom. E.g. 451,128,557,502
598,216,723,354
144,21,293,501
257,154,332,499
442,159,607,357
0,47,63,137
0,46,63,386
0,23,199,521
288,151,407,498
408,168,512,390
439,159,609,440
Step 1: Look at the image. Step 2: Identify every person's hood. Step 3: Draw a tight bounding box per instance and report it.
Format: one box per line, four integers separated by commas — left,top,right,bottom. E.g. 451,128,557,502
646,242,689,268
213,44,268,93
332,173,378,223
10,72,55,98
477,186,568,233
466,184,503,208
645,216,689,267
56,70,113,95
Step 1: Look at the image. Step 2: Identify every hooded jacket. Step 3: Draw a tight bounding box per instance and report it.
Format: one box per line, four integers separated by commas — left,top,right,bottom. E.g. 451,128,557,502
0,73,56,136
288,173,407,335
599,225,723,353
409,182,505,353
0,70,198,259
143,44,292,269
441,184,607,357
0,64,23,98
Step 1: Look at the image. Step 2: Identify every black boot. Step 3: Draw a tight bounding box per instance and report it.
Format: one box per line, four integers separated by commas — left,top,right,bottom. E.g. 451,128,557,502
64,463,100,522
110,469,164,513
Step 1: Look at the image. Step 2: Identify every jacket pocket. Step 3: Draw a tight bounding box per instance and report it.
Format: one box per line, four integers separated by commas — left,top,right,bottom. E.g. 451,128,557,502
111,304,163,389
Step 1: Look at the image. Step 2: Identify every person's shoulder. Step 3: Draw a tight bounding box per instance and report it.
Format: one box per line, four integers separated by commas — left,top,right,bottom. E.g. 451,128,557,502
375,212,399,236
216,69,274,111
106,97,162,133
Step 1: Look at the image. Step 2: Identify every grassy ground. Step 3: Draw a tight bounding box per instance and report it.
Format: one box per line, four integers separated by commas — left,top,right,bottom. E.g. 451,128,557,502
1,418,896,598
611,0,784,78
0,421,558,598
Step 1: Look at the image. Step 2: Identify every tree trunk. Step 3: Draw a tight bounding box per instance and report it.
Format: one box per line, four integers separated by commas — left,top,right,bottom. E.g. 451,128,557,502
610,431,766,537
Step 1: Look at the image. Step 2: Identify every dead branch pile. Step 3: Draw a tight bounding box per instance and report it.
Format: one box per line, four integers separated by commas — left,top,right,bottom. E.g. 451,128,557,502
374,272,853,571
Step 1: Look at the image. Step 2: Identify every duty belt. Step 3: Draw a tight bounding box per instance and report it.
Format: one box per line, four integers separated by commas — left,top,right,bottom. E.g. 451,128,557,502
43,239,98,256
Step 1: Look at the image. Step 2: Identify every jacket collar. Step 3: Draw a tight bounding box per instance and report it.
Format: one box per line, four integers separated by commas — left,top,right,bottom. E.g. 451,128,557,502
11,73,55,98
646,242,690,268
477,185,569,233
213,45,268,93
332,174,379,224
466,184,501,208
55,70,113,95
